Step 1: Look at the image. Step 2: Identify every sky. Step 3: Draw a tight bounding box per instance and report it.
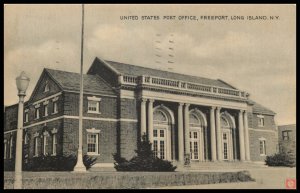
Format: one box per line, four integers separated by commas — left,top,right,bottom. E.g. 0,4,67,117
4,4,296,125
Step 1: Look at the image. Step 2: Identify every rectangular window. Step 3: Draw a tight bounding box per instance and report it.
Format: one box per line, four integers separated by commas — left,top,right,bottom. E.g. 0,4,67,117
52,101,58,114
153,140,158,158
153,130,158,137
43,136,48,156
160,140,165,160
88,101,99,113
9,137,13,159
260,140,266,155
87,134,99,155
52,134,57,155
34,137,39,156
35,108,40,119
24,112,29,123
282,131,291,141
4,142,7,159
258,117,264,127
44,104,48,117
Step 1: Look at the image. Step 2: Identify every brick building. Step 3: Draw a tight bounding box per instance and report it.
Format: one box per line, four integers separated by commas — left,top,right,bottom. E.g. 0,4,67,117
278,124,296,155
4,57,279,169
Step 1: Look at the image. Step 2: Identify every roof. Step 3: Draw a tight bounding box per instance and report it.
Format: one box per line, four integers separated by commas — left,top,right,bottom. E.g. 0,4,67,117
278,124,296,129
105,60,235,89
250,100,276,115
45,68,116,95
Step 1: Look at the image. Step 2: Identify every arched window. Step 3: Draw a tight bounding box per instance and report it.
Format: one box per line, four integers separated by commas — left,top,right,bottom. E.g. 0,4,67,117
189,113,201,125
153,110,168,123
221,117,230,128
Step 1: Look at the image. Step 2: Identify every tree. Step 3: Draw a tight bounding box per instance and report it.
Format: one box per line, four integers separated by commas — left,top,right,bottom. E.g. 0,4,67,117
113,134,177,171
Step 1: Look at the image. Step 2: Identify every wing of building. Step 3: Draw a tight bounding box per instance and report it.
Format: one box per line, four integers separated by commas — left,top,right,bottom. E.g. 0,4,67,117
4,57,278,169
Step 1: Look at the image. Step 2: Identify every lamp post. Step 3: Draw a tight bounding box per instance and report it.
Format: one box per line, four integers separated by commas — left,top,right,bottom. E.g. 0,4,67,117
14,71,30,189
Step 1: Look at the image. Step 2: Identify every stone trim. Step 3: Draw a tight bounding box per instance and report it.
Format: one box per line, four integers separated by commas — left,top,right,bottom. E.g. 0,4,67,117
32,92,62,106
87,96,101,102
248,128,276,133
86,128,101,133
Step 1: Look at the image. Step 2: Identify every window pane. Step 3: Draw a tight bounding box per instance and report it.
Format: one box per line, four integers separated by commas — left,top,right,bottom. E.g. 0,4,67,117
194,132,197,139
153,140,158,157
153,130,157,137
160,140,165,159
160,130,164,137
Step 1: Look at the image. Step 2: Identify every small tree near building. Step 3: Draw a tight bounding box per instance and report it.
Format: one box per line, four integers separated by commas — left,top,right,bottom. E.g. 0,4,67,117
113,134,177,171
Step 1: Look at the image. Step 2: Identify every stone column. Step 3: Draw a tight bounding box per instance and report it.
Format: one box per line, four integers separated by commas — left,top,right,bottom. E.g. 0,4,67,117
238,110,246,161
148,99,154,145
140,98,147,140
184,103,190,157
178,102,184,162
210,106,217,161
243,111,251,161
233,128,237,160
215,107,222,161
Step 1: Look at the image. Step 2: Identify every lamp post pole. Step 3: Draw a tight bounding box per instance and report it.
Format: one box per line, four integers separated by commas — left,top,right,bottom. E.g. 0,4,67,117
14,71,30,189
73,4,86,172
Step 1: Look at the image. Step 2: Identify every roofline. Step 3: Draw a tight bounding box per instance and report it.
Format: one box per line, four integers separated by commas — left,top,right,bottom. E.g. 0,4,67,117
28,68,64,103
278,124,296,127
217,79,237,89
95,57,121,75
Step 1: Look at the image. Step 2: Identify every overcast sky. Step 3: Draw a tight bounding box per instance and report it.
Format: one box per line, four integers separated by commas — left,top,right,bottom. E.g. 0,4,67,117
4,4,295,125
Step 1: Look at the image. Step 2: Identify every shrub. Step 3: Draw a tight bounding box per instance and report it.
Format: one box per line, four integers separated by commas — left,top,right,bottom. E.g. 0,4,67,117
265,152,295,167
5,154,97,171
113,134,176,172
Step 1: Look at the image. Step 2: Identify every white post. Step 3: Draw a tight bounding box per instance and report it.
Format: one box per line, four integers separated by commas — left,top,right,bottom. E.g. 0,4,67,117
14,95,24,189
148,99,154,145
73,4,86,172
178,103,184,162
215,107,222,161
238,110,246,161
244,111,251,161
140,98,147,139
184,104,190,158
210,107,217,161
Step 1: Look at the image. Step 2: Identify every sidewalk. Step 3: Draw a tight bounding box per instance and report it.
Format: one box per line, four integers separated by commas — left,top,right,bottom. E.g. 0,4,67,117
155,167,296,189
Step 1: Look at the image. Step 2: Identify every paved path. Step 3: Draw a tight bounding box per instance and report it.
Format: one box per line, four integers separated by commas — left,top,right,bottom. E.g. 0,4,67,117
156,167,296,189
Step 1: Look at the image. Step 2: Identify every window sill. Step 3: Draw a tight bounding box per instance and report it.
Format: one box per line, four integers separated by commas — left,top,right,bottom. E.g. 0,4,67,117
51,154,57,156
52,112,58,115
87,153,100,156
87,111,101,114
260,154,266,156
33,155,39,157
34,118,40,120
43,115,48,117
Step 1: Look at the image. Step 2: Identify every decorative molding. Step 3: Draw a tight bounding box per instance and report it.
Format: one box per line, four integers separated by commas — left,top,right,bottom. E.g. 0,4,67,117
87,96,101,102
33,132,40,138
248,128,277,133
259,137,266,140
257,114,264,118
86,128,101,133
43,100,49,105
52,96,59,102
34,104,41,108
43,131,50,136
51,128,58,134
32,92,62,106
64,90,117,98
24,109,29,113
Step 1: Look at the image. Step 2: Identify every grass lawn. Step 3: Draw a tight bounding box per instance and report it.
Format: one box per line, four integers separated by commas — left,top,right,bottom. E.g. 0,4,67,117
4,170,254,189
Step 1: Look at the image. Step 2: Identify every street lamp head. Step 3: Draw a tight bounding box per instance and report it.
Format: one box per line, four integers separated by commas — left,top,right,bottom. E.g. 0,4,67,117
16,71,30,96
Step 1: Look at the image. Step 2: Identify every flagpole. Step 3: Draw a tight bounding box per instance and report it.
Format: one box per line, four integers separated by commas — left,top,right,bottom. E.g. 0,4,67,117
73,4,86,172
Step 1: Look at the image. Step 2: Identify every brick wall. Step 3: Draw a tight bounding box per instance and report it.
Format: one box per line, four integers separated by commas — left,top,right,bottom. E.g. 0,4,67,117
249,113,276,130
63,118,117,163
249,130,278,161
4,104,18,132
87,58,119,87
30,71,61,102
23,93,64,127
278,125,296,154
63,92,117,119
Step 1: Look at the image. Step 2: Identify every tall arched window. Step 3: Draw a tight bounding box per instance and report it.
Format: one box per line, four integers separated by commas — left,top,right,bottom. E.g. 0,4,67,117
153,106,173,160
